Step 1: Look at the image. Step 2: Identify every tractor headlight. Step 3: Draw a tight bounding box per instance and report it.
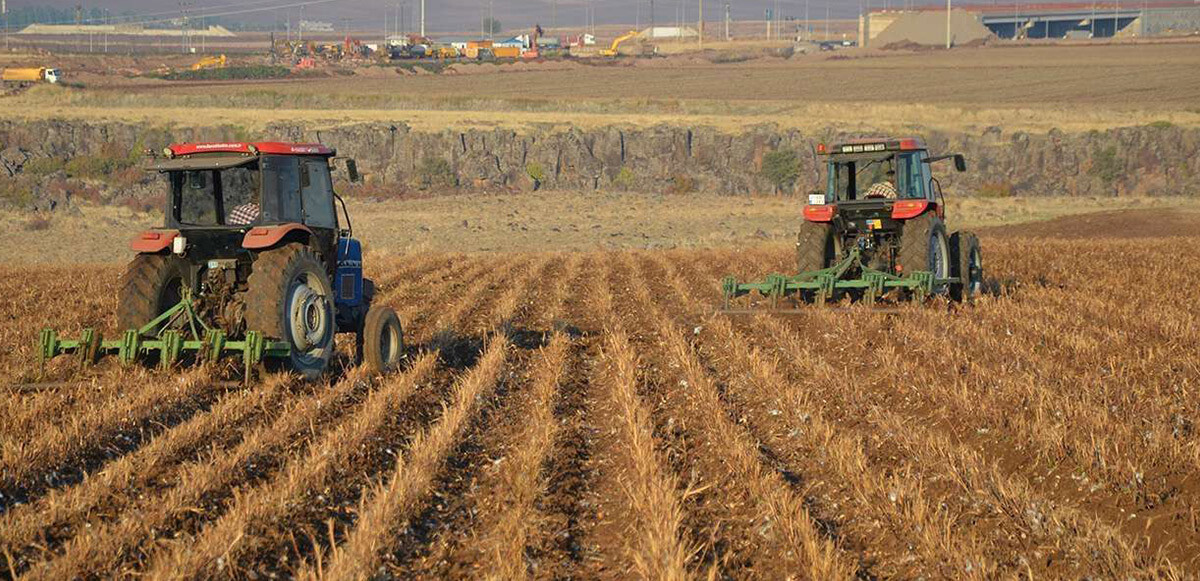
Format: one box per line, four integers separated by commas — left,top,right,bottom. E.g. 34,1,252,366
172,236,187,255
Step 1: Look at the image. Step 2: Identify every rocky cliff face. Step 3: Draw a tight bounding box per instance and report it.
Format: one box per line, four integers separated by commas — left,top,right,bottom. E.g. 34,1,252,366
1,120,1196,210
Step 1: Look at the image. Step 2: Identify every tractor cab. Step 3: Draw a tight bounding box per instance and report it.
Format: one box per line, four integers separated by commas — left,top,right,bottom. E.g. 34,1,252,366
806,137,965,235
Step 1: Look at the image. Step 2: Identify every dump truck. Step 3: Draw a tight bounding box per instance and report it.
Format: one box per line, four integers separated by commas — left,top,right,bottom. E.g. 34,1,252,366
41,141,405,381
722,136,984,308
2,67,61,85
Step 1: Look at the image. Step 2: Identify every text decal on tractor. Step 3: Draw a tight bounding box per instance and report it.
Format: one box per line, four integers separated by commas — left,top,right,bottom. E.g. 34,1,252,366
40,141,404,381
723,136,983,308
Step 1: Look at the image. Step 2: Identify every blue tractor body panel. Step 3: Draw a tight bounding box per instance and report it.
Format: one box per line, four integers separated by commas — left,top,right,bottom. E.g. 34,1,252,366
334,238,364,309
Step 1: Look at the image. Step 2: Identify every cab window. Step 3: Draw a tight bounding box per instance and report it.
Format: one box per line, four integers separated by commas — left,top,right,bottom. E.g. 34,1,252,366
300,159,337,228
171,162,261,226
897,153,926,199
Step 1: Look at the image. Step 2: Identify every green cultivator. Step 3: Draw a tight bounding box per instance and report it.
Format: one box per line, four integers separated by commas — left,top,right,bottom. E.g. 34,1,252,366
40,290,290,382
722,246,955,309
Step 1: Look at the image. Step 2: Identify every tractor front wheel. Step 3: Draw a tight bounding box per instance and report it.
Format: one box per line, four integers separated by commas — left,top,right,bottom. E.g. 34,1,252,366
361,305,404,375
245,244,336,380
116,254,186,333
897,213,950,295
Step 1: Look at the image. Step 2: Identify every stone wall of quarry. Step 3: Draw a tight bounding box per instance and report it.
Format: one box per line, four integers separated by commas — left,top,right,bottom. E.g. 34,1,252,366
1,120,1197,210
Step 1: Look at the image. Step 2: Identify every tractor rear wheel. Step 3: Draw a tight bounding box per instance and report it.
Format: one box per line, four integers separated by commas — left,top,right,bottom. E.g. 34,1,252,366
897,212,950,295
950,231,984,303
362,305,404,375
245,244,336,380
116,254,186,333
796,220,839,273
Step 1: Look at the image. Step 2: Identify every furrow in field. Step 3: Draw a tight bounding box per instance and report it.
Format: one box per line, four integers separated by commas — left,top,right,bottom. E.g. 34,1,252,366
137,354,440,580
136,252,538,579
0,366,225,510
378,253,583,577
673,249,1179,578
274,254,558,578
21,367,379,581
0,372,295,573
17,254,504,578
621,251,855,579
403,254,527,346
579,253,691,580
303,336,511,581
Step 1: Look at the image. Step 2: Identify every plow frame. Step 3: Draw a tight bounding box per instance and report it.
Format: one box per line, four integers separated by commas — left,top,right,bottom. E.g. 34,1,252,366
721,247,956,309
40,289,290,381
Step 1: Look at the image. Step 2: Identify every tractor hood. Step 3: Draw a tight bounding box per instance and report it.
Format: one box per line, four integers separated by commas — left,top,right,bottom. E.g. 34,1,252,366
148,155,257,172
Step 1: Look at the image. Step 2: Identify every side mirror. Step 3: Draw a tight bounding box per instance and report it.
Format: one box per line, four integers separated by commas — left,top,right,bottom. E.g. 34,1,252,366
345,159,361,183
953,154,967,172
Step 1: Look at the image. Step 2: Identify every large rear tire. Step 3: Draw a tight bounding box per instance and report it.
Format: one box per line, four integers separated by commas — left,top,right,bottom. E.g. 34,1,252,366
796,220,839,273
362,305,404,375
245,243,336,380
116,254,186,333
897,212,950,295
950,231,984,303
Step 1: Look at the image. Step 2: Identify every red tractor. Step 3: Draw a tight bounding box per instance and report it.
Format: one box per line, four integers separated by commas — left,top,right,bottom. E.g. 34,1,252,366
724,136,984,307
41,142,403,380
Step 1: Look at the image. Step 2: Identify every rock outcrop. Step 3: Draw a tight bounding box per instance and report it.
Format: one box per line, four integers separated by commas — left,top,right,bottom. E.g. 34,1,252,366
0,120,1196,209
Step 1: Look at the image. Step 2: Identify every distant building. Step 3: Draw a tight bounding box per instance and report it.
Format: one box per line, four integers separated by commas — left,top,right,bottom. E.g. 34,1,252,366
641,26,699,39
860,1,1200,46
300,20,334,33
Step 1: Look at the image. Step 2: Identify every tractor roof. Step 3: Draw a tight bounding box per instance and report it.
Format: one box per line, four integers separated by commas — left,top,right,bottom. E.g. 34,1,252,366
817,137,927,155
165,142,335,158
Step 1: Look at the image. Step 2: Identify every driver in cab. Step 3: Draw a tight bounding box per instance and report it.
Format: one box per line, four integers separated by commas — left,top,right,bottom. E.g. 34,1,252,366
865,167,898,199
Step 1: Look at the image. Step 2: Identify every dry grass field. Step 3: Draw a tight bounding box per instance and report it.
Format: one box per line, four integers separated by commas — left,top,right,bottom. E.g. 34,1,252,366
1,193,1195,264
4,42,1200,132
1,209,1199,579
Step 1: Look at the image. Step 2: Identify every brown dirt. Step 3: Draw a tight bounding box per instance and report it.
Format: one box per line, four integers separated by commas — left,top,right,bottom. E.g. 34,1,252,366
1,210,1198,577
981,208,1200,238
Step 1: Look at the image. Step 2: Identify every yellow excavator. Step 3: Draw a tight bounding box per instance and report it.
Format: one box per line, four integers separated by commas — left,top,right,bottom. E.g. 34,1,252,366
190,54,227,71
600,30,639,57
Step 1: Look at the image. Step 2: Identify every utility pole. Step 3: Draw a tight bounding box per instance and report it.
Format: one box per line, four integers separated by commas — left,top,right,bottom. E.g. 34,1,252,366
773,0,780,39
698,0,702,47
804,0,809,41
1115,0,1120,37
5,0,11,53
299,4,304,43
945,0,951,48
825,4,829,40
1091,1,1095,37
724,2,730,40
1013,0,1019,40
650,0,655,35
420,0,425,37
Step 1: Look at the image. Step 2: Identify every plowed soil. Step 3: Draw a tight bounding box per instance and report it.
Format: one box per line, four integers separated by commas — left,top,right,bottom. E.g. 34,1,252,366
1,210,1198,579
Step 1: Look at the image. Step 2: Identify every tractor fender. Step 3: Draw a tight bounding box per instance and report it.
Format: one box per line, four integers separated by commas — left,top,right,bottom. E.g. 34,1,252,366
242,224,313,250
130,229,180,253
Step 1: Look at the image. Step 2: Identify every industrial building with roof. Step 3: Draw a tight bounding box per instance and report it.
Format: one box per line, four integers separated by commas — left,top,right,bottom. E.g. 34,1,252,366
859,0,1200,47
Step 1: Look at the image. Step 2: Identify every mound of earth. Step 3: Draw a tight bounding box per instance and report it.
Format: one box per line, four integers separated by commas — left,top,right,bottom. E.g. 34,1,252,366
981,208,1200,239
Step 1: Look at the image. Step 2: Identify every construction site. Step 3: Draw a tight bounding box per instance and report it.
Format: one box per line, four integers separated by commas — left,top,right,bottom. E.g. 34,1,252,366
1,0,1199,577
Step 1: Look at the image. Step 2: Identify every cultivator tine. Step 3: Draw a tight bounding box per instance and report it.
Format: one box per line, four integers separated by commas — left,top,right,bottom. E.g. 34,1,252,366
159,330,183,371
39,328,57,376
203,330,227,363
243,331,265,385
118,330,141,365
79,329,102,369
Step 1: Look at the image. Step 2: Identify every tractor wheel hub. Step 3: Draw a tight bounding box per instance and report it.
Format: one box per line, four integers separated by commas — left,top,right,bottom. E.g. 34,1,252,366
289,283,328,351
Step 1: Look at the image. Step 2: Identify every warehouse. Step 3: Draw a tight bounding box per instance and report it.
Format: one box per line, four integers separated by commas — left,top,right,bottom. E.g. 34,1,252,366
860,0,1200,46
